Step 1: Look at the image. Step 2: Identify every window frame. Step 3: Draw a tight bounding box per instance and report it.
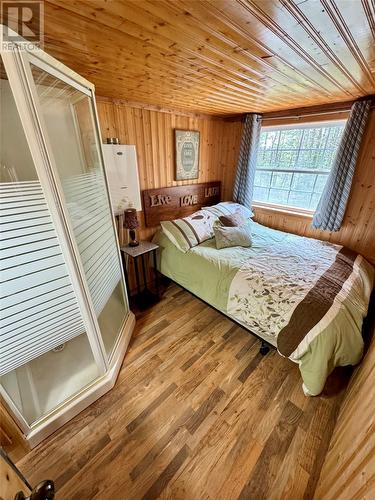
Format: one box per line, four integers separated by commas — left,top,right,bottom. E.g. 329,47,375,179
253,119,347,216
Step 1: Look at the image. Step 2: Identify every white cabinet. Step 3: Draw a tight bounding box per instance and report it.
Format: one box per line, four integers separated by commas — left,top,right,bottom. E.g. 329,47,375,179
102,144,142,214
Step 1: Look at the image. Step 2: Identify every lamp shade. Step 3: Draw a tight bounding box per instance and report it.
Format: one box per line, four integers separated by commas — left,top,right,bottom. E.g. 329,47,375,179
123,208,139,229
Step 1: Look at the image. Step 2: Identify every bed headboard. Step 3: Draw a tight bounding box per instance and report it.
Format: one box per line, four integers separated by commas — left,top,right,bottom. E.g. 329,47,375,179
142,181,221,227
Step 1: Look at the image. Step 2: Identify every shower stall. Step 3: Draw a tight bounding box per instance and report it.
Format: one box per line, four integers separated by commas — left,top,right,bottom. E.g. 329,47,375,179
0,33,135,447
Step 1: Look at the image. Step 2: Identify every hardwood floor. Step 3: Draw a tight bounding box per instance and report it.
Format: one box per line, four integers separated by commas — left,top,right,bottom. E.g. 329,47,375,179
15,284,350,499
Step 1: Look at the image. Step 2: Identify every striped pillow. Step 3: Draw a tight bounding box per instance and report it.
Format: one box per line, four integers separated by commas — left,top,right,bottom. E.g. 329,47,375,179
204,201,253,220
161,210,216,252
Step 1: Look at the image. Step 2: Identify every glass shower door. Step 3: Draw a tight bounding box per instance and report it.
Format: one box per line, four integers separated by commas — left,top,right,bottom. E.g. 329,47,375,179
0,56,100,425
27,61,129,359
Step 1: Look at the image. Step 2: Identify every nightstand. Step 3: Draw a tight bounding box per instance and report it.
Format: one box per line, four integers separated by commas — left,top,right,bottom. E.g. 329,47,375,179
120,241,160,309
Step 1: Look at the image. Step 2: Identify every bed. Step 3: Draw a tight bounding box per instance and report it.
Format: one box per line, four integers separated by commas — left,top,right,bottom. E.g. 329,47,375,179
153,219,374,396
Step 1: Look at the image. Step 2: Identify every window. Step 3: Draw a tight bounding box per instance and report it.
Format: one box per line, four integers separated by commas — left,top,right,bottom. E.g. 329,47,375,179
253,121,345,211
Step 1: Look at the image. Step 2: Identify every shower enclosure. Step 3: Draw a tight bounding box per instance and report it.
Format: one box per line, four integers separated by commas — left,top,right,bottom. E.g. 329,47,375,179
0,32,135,447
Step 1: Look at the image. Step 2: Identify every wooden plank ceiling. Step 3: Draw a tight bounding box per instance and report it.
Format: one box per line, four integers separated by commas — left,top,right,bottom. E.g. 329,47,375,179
43,0,375,115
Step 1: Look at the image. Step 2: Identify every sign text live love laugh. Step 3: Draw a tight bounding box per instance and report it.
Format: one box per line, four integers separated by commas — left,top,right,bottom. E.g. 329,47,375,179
149,186,220,208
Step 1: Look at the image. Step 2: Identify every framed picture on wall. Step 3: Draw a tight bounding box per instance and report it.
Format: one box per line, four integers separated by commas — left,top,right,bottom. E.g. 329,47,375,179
175,129,200,180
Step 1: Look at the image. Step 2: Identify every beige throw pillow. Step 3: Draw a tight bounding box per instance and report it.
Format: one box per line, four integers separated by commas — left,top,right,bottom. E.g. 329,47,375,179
214,223,252,249
219,210,247,227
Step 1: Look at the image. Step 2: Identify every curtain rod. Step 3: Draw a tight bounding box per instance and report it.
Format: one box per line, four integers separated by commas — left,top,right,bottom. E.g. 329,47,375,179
263,99,374,121
263,109,350,121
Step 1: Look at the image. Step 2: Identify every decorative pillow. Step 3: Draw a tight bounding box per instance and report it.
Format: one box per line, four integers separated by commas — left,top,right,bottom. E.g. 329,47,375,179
205,201,253,220
219,210,247,227
214,223,252,249
161,210,216,252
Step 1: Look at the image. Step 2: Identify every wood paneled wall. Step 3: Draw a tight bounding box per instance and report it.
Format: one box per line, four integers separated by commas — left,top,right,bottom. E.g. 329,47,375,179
96,97,242,242
253,109,375,264
314,326,375,499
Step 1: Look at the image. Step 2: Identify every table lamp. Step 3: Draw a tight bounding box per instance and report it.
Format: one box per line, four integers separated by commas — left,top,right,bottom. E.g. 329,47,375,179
124,208,139,247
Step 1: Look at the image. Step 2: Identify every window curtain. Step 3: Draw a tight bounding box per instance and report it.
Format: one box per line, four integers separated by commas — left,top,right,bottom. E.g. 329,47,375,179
312,99,371,231
233,113,262,207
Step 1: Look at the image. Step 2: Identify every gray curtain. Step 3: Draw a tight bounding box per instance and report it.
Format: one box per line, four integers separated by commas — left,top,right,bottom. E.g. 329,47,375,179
312,99,371,231
233,113,262,207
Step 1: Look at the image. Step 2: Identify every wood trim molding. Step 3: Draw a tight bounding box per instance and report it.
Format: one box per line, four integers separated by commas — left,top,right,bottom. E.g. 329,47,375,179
252,202,314,219
95,96,238,121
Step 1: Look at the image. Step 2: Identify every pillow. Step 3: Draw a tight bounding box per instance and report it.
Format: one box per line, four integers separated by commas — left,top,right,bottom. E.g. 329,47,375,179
219,210,247,227
160,209,216,252
205,201,253,220
214,223,252,249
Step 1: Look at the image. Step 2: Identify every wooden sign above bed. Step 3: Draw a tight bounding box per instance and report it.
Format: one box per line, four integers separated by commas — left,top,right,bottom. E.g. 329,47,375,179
142,181,221,227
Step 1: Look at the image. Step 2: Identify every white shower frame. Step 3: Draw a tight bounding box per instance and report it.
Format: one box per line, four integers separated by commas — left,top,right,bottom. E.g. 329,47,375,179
0,31,135,448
